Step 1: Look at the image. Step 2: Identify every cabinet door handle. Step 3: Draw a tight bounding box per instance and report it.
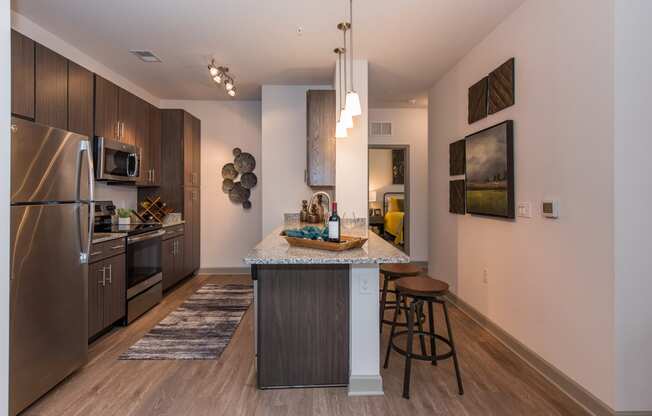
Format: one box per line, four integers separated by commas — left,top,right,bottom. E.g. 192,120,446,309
119,122,124,141
90,251,102,257
99,267,106,287
114,123,119,141
152,169,155,183
110,245,123,250
106,264,112,285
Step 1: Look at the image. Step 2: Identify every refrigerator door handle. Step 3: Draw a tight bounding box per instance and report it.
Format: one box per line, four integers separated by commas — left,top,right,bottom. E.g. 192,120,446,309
79,140,95,264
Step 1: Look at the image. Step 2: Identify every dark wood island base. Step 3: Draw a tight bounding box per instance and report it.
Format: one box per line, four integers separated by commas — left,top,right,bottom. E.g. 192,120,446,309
253,264,350,389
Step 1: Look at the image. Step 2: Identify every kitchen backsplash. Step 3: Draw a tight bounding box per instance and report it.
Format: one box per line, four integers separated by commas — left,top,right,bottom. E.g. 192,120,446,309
94,183,138,210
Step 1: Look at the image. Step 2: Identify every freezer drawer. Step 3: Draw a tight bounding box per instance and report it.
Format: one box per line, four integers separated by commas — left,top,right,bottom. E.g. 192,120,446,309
10,203,88,415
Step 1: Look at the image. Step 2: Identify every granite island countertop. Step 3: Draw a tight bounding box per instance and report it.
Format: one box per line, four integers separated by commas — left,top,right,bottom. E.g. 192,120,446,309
244,226,409,265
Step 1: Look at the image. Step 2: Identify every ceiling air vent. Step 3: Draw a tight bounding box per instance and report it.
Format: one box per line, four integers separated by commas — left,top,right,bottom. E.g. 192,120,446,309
130,50,162,63
370,121,392,137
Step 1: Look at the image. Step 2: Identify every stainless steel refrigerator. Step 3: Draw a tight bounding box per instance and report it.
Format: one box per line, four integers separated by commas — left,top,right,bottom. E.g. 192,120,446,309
10,117,94,415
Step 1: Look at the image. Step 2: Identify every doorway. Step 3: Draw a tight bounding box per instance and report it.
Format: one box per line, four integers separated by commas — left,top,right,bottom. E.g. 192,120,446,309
368,145,410,254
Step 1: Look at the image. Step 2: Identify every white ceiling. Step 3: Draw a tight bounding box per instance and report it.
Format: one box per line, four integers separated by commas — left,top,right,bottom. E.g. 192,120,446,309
12,0,525,107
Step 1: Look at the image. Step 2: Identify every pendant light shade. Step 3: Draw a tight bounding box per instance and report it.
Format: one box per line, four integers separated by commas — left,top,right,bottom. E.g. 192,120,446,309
335,120,348,138
341,108,354,129
345,91,361,116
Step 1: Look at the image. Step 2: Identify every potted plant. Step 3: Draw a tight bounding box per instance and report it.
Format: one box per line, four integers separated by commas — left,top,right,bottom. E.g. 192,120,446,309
116,208,132,225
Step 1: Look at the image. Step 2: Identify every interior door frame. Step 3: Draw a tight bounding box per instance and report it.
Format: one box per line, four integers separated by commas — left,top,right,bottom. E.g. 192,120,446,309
368,144,410,255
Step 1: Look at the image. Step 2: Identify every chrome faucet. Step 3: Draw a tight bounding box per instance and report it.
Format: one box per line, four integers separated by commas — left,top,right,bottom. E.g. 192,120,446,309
309,191,331,224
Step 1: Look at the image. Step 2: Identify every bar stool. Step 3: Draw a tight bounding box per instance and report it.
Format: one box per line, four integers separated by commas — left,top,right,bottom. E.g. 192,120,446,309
379,263,421,334
383,275,464,399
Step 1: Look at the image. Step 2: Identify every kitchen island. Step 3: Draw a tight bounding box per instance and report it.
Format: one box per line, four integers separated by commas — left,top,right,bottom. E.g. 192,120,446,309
244,226,408,396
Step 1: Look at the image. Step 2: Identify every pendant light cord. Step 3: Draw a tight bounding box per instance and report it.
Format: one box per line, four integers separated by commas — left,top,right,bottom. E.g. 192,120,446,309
338,50,344,112
343,29,348,94
350,0,355,92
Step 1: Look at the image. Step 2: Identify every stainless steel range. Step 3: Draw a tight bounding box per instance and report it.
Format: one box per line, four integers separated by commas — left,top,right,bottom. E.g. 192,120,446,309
94,202,164,323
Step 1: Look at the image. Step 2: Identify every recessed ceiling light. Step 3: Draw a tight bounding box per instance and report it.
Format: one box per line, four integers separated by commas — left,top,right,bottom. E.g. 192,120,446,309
130,50,162,63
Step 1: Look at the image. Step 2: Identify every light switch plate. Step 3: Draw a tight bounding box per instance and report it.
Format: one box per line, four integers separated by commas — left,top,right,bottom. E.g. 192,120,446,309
517,202,532,218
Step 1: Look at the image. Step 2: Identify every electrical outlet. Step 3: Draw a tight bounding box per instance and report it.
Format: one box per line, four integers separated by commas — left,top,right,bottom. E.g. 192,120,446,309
483,268,489,284
359,276,375,294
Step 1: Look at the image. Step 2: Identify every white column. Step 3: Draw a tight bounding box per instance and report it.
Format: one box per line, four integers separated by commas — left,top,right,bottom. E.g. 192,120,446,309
348,263,383,395
2,0,12,412
335,59,368,219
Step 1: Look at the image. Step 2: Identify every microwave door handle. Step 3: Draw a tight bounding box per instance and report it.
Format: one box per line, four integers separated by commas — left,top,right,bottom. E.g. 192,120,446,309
128,153,140,177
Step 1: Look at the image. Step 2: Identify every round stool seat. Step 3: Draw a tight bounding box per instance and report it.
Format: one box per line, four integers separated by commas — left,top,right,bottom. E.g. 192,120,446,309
395,276,449,297
380,263,421,277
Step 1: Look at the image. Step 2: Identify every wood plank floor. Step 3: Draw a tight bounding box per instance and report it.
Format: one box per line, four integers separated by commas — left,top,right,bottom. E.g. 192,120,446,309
22,275,589,416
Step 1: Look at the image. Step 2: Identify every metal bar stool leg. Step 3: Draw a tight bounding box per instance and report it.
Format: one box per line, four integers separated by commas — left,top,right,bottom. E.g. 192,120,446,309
427,300,437,366
383,294,401,369
379,274,390,334
442,301,464,395
402,299,415,399
416,301,426,356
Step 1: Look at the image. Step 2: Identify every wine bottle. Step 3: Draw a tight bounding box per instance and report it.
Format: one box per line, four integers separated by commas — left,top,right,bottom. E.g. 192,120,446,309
328,202,341,243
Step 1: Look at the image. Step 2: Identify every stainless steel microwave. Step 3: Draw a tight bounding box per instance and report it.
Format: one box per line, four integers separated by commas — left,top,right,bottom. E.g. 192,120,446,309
94,137,141,182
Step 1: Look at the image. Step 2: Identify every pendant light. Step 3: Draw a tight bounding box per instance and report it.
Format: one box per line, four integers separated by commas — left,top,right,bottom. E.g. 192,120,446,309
344,0,362,116
335,48,348,138
338,22,354,129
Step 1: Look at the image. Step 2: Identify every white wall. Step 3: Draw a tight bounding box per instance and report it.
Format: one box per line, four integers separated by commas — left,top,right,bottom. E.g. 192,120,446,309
161,100,262,269
369,108,428,261
614,0,652,411
2,0,11,413
260,85,330,236
335,60,369,219
428,0,615,408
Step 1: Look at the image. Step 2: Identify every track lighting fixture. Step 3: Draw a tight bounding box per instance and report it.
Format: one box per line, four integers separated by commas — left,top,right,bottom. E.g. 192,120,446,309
207,59,237,98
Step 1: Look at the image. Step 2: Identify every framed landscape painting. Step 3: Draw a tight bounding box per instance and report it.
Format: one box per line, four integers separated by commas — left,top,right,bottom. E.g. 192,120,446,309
465,120,514,218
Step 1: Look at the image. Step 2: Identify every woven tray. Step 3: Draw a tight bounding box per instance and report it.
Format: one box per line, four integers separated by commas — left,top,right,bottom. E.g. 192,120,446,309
282,234,368,251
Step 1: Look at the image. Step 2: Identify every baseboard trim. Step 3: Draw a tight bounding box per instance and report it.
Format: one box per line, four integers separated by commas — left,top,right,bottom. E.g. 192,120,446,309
198,267,251,276
616,412,652,416
446,292,616,416
348,375,383,396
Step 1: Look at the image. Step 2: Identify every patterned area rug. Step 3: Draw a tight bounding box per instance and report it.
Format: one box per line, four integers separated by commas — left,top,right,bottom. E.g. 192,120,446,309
119,283,253,360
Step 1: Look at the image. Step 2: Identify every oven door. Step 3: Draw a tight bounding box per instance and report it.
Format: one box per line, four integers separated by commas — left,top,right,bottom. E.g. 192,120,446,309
126,229,164,299
94,137,141,182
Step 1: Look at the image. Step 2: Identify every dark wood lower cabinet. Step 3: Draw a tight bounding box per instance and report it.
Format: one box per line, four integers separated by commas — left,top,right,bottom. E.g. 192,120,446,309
88,253,126,340
256,264,350,388
162,233,185,291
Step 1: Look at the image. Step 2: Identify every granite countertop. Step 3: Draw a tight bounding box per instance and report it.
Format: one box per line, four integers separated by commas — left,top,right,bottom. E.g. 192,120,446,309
244,226,409,265
92,232,127,244
162,220,185,228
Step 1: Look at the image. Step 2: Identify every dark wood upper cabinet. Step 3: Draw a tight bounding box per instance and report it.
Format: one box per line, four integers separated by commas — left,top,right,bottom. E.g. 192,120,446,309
68,62,94,137
35,44,68,130
306,90,336,187
136,103,161,186
11,30,35,119
94,75,119,141
148,105,162,186
192,115,201,187
183,112,194,186
118,89,148,146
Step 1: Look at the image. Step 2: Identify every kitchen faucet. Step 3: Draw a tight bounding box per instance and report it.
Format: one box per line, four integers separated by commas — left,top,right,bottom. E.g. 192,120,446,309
309,191,331,224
